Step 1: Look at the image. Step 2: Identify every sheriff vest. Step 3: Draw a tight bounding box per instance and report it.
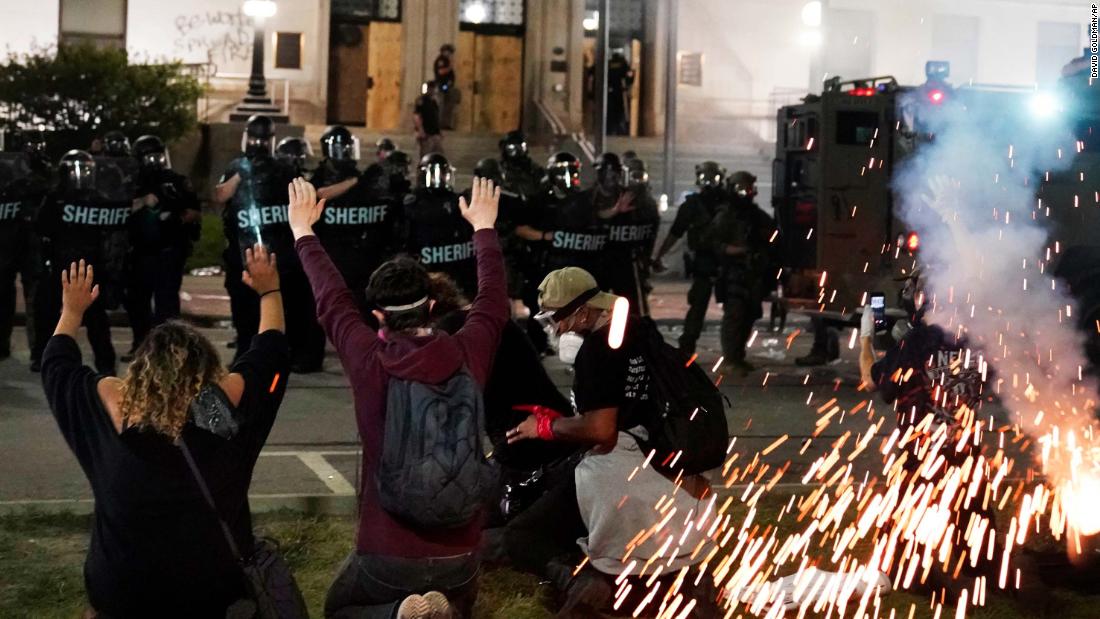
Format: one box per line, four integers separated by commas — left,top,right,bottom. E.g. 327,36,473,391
551,230,607,252
237,204,289,229
0,201,21,221
420,241,474,264
62,204,129,226
608,223,655,243
324,204,388,226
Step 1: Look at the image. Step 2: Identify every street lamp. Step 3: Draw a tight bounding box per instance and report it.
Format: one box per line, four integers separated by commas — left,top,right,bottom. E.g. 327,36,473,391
231,0,286,122
243,0,277,99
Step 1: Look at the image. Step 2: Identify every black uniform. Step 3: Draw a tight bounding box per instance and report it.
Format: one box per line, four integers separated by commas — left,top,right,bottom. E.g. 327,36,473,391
603,186,659,314
222,155,325,368
314,170,402,311
0,154,49,360
708,199,773,364
35,188,130,374
404,188,477,298
667,188,728,353
125,168,200,348
539,188,608,282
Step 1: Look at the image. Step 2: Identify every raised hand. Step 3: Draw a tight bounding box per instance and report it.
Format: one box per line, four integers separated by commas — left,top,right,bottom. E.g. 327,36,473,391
61,260,100,316
242,243,280,295
288,177,326,239
459,176,501,231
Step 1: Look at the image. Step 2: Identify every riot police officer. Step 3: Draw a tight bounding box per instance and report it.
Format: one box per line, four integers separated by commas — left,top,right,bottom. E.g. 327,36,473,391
467,158,526,302
123,135,201,354
381,150,413,199
603,156,659,314
311,125,359,188
0,129,50,365
708,171,774,375
653,161,729,354
275,136,313,178
403,153,477,297
497,131,544,202
34,150,130,374
103,131,131,157
360,138,398,196
215,115,326,371
312,140,402,313
375,138,397,161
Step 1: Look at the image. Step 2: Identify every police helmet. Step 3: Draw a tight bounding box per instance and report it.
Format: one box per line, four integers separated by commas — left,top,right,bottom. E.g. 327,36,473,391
727,170,757,199
546,152,582,192
133,135,171,170
276,137,313,170
320,125,360,161
375,137,397,159
595,152,623,187
103,131,131,157
21,129,47,161
499,130,528,160
474,158,503,184
242,115,275,157
59,149,96,191
624,158,649,188
695,161,725,189
418,153,454,190
384,150,411,178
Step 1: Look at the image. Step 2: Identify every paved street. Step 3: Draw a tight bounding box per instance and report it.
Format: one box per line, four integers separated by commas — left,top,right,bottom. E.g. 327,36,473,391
1,275,884,514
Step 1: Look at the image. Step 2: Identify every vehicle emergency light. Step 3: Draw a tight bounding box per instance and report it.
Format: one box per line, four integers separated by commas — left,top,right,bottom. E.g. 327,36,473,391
927,89,945,104
906,232,920,252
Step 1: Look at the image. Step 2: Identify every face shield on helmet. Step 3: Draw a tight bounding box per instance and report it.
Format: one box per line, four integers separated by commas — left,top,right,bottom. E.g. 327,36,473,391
623,162,649,188
696,166,725,190
242,134,274,158
728,172,758,201
140,150,171,170
595,155,623,192
501,140,527,160
322,133,360,162
419,159,454,190
547,160,581,193
60,154,96,192
276,138,314,171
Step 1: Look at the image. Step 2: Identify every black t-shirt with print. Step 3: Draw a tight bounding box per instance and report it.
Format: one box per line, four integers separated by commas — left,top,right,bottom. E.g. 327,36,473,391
571,316,656,432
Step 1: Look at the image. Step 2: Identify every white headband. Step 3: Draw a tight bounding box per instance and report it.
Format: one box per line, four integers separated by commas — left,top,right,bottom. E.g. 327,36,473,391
381,296,429,312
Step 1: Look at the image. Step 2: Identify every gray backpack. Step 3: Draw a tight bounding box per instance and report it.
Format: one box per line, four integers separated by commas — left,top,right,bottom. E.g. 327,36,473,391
377,370,500,528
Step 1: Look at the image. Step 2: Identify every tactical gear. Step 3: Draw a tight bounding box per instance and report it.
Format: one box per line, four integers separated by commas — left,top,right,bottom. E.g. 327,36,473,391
418,153,454,190
474,157,503,184
133,135,171,171
694,161,725,189
275,137,313,173
242,115,275,158
320,125,360,161
546,152,582,193
103,131,131,157
60,149,97,191
500,131,529,160
727,170,758,199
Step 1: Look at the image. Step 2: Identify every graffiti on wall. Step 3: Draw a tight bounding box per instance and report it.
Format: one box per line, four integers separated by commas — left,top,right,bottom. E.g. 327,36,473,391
172,9,254,69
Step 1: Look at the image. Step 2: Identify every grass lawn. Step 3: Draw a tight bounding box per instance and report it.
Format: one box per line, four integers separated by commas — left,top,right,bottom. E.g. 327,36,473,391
3,506,1100,618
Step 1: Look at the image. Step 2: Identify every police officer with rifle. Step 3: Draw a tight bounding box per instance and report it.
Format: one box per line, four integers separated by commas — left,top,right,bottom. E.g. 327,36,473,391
34,150,130,375
123,135,201,354
652,161,729,355
215,115,326,371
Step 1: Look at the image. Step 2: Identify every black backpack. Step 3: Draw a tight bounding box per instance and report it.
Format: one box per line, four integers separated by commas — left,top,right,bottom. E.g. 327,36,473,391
635,318,730,475
377,370,500,528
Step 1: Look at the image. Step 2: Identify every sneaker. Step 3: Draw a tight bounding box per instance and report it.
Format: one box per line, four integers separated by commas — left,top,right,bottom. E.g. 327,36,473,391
396,594,431,619
422,591,453,618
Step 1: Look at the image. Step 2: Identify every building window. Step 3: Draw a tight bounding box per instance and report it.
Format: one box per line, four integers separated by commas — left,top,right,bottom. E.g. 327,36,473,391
274,32,303,69
932,14,980,84
678,52,703,87
332,0,402,23
60,0,126,49
459,0,524,26
1037,22,1081,84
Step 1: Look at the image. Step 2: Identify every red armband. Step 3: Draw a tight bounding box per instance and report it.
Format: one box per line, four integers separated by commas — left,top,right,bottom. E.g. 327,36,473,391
513,404,563,441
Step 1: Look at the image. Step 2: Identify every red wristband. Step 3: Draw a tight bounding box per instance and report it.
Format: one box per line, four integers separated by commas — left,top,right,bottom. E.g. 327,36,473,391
536,412,559,441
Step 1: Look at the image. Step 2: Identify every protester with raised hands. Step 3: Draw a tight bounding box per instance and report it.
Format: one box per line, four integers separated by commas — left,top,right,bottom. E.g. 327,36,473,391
289,176,508,618
39,250,296,618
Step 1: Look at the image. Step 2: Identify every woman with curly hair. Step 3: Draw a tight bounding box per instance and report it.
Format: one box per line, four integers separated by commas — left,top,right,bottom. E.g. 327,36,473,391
40,246,290,618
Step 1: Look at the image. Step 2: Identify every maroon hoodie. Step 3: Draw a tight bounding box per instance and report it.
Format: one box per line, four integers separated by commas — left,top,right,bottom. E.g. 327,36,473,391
295,229,509,557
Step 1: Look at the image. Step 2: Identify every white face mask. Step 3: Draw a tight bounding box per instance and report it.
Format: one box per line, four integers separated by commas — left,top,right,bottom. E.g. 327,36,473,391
557,332,585,365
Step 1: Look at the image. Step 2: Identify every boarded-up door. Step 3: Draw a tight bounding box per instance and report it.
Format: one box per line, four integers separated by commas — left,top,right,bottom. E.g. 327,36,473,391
366,22,403,130
455,32,523,133
327,24,369,125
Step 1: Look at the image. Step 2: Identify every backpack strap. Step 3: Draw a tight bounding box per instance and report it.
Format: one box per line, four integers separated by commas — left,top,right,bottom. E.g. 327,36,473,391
177,437,244,563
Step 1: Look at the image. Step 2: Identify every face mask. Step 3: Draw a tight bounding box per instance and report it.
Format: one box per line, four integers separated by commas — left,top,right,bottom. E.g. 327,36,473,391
557,332,585,365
